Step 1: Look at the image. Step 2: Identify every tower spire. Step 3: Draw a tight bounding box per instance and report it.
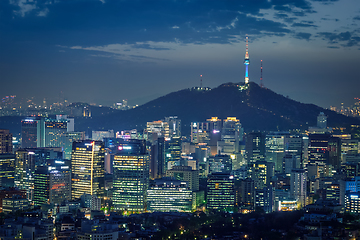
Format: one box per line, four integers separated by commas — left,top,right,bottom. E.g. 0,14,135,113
244,36,250,84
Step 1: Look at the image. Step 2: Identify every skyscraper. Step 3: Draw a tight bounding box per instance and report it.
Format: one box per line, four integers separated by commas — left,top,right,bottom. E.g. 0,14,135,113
33,160,71,206
112,139,149,212
165,116,181,138
207,172,235,211
71,140,105,199
0,129,13,154
44,118,68,148
165,136,181,169
245,132,265,164
21,117,45,148
290,169,307,208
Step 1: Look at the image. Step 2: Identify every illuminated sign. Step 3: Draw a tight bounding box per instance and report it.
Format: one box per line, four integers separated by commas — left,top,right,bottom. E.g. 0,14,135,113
118,146,132,150
55,160,64,164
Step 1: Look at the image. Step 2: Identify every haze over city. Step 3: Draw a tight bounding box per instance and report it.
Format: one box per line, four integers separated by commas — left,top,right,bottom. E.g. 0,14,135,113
1,0,360,108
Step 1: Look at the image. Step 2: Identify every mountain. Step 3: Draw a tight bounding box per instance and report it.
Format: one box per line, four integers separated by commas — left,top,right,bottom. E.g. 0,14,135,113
75,82,360,135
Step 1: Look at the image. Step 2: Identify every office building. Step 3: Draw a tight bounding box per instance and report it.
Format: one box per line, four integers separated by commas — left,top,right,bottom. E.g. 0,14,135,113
71,140,105,199
208,154,232,174
240,178,255,210
63,131,85,159
112,139,149,212
191,117,222,148
0,154,15,188
21,117,45,148
165,116,181,137
33,159,71,206
44,117,68,148
147,178,192,212
15,148,63,201
248,161,274,190
265,132,290,173
165,136,182,168
92,130,114,141
308,134,341,177
345,192,360,213
0,129,12,154
146,120,169,143
245,132,265,164
290,169,307,207
207,172,235,211
150,137,165,179
0,188,26,213
317,112,327,129
2,195,29,214
166,166,199,191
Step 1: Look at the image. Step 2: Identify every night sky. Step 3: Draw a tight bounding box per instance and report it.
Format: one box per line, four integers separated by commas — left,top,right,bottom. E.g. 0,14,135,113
1,0,360,108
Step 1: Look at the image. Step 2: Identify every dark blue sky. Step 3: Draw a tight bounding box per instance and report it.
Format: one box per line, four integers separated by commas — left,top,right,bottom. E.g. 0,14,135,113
1,0,360,108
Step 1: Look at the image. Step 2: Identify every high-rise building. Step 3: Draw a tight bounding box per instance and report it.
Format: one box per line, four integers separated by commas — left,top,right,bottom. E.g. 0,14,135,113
248,160,274,190
63,131,85,159
265,132,289,173
165,116,181,138
191,117,222,147
21,117,45,148
15,148,63,201
308,134,341,177
240,178,255,211
0,129,13,154
208,154,232,174
146,120,169,143
33,159,71,206
290,169,307,207
112,139,149,212
71,140,105,199
245,132,265,164
150,137,165,179
317,112,327,129
220,117,243,152
207,172,235,211
92,130,114,141
147,178,192,212
0,154,15,187
166,166,199,191
165,136,181,169
44,118,68,148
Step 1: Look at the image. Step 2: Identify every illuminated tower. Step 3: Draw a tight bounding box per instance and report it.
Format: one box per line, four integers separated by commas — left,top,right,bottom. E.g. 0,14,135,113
71,140,105,199
113,139,149,212
244,36,250,84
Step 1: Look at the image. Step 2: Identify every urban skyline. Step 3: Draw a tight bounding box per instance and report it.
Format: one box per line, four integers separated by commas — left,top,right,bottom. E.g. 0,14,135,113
1,0,360,108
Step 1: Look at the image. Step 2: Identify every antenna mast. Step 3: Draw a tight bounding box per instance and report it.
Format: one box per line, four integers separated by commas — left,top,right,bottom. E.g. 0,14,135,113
200,75,203,89
260,60,263,88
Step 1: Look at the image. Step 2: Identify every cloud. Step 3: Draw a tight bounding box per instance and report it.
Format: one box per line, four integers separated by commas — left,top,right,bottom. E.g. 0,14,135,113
294,32,312,40
10,0,37,17
318,31,360,47
292,22,317,27
9,0,53,17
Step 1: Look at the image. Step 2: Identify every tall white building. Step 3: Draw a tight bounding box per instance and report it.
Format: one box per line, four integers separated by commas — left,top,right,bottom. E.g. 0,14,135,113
290,169,307,207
